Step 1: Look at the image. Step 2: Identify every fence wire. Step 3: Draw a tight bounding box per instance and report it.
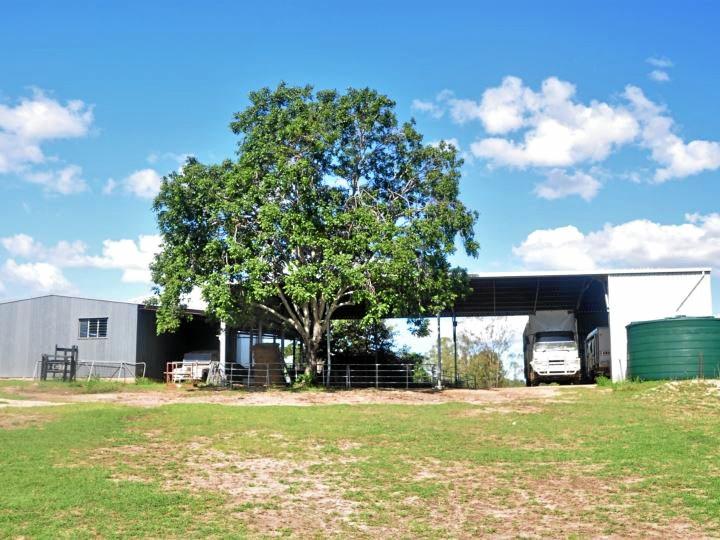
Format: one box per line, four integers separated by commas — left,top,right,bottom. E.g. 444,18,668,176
163,360,486,389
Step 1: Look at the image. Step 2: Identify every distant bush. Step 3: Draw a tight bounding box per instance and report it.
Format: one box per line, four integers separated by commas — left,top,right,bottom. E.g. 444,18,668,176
596,375,657,392
291,372,319,391
595,375,612,387
134,377,162,388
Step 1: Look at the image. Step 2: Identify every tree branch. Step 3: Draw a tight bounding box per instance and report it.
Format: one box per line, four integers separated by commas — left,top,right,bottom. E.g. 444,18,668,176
254,303,306,339
275,286,308,340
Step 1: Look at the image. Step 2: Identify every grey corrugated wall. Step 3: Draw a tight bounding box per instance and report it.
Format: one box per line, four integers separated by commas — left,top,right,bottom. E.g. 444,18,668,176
0,296,139,377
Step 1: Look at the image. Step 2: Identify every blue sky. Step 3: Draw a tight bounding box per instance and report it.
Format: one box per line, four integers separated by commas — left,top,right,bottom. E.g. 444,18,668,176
1,0,719,329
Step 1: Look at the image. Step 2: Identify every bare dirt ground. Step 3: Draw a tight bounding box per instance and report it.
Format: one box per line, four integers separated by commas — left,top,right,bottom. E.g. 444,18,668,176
0,398,63,409
81,428,705,539
57,385,565,408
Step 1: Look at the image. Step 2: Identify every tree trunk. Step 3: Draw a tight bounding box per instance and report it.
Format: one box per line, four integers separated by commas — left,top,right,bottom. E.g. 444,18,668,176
304,342,322,381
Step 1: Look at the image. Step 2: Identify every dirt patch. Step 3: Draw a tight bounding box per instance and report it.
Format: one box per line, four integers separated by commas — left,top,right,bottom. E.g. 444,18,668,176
0,399,66,409
404,459,709,539
59,385,566,408
455,404,544,416
0,411,56,429
82,436,361,537
76,428,714,539
179,452,359,536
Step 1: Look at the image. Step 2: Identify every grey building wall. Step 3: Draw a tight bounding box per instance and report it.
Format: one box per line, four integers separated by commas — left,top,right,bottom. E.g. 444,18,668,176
0,295,139,377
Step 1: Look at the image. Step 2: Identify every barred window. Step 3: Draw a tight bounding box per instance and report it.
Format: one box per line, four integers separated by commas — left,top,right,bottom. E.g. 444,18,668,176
79,318,108,338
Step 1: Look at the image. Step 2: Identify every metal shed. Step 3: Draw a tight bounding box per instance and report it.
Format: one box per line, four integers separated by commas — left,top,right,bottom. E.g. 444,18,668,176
0,295,219,379
452,268,712,381
0,267,712,383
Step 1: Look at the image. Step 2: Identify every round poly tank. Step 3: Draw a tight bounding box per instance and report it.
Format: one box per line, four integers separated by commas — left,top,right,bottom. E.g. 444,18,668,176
626,316,720,380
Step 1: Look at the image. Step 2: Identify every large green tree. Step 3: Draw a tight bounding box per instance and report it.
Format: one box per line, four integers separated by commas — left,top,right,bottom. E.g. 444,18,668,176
151,83,478,376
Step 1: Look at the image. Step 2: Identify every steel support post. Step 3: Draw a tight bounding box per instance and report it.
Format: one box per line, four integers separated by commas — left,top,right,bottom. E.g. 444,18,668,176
326,322,332,387
452,312,458,386
437,314,443,390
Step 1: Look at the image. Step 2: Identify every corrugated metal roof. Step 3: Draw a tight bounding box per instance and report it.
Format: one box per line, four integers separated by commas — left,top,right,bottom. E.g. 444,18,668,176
0,267,711,319
0,294,143,307
454,273,609,316
0,294,207,317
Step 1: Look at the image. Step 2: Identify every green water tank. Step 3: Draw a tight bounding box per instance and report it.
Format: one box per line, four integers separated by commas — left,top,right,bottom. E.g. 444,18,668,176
626,316,720,380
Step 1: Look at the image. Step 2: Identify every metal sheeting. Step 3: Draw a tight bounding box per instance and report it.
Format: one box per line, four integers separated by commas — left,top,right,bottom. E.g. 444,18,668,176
451,274,608,317
0,296,139,377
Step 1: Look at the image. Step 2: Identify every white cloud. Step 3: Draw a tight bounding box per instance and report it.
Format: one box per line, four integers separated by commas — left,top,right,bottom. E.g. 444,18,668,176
24,164,88,194
513,213,720,271
468,77,639,168
460,76,530,132
414,75,720,199
121,168,163,199
2,259,74,294
1,233,90,267
0,233,163,284
0,89,93,176
1,233,39,258
534,169,602,201
90,235,162,282
0,90,92,141
411,99,444,119
624,85,720,182
647,56,673,68
649,70,670,83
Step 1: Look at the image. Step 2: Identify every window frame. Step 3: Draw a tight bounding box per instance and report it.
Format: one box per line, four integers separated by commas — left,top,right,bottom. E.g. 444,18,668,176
78,317,109,339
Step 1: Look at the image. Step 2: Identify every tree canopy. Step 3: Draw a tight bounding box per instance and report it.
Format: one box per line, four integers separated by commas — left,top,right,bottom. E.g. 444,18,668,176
151,83,478,374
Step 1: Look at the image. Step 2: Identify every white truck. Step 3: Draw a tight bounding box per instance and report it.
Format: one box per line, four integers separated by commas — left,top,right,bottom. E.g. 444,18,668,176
583,327,611,381
524,310,582,386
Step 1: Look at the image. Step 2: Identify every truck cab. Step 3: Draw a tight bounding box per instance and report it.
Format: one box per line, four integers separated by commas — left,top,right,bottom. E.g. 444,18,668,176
529,331,581,383
524,311,582,386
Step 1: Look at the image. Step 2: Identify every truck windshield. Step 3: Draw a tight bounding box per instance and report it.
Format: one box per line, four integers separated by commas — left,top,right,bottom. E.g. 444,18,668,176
535,331,574,342
535,341,576,350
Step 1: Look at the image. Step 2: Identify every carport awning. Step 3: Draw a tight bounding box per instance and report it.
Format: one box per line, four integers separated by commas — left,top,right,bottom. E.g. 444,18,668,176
334,270,611,319
450,272,609,317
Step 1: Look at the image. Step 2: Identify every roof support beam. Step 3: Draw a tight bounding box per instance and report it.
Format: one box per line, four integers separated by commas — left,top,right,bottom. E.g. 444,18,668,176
576,279,591,311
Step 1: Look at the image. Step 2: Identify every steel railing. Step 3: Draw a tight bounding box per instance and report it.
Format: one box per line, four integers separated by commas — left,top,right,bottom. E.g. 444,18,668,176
165,361,291,387
77,361,146,381
323,363,436,389
33,359,147,381
162,360,489,390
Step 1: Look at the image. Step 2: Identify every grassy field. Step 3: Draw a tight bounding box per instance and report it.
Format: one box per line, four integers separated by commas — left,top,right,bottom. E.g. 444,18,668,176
0,380,719,538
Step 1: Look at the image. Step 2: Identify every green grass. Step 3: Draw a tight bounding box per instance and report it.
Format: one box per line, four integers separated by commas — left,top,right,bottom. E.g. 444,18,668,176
1,381,719,537
0,378,167,395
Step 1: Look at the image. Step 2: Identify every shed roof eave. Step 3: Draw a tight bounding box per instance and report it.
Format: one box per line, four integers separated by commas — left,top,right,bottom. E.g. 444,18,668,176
468,267,712,279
